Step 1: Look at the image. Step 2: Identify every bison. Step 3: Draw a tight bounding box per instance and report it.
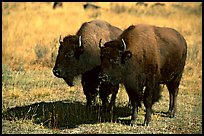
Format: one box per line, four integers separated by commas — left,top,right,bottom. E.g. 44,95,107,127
53,2,63,9
99,24,187,126
52,20,122,111
83,3,101,10
136,2,148,7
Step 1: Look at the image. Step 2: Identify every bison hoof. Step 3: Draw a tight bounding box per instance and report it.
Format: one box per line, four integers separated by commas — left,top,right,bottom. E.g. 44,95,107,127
130,120,137,126
167,111,175,118
143,121,149,126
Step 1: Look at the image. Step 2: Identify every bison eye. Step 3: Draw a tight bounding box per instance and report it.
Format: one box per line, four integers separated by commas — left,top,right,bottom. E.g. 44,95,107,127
65,52,74,58
110,58,120,64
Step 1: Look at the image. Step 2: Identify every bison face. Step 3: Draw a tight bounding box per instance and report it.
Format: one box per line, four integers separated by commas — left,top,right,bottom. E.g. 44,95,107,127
99,39,132,85
53,35,84,86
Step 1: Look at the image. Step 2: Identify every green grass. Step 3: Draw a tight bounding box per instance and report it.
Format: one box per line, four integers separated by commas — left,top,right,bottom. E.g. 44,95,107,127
2,64,202,134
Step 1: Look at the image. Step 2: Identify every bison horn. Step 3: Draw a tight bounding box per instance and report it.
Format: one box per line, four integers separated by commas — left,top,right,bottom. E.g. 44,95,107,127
59,35,63,43
99,39,104,48
121,39,127,51
78,36,82,47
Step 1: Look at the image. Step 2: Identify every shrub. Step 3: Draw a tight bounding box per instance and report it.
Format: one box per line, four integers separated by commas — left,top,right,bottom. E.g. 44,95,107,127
34,44,49,60
110,4,127,14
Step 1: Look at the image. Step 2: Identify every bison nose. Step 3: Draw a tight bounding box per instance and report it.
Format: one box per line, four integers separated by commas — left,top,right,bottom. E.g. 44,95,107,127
98,74,109,82
53,69,61,77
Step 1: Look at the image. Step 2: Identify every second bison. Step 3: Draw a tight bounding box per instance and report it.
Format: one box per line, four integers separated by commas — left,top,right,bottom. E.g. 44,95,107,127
99,24,187,126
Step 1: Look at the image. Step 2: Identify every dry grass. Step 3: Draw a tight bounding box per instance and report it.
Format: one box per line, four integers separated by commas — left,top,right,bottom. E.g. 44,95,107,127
2,2,202,70
2,2,202,134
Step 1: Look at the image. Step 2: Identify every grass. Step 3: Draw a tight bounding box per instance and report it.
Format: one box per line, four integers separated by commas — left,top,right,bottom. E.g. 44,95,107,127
2,2,202,134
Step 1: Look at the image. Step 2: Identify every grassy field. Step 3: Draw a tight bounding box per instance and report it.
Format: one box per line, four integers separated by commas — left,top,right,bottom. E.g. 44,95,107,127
2,2,202,134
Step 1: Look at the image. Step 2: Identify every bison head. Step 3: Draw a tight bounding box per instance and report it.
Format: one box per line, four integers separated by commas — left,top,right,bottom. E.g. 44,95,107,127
53,35,84,86
98,39,132,85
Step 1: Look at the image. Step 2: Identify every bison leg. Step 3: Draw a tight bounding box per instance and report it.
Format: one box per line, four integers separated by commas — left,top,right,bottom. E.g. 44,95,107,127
130,101,139,126
143,80,155,126
81,70,100,112
108,84,119,122
127,91,139,126
126,87,142,126
166,81,180,118
85,93,97,112
98,83,111,122
99,84,109,111
101,96,109,111
99,83,119,122
83,85,98,112
166,72,183,118
108,84,119,112
143,91,153,126
86,95,92,111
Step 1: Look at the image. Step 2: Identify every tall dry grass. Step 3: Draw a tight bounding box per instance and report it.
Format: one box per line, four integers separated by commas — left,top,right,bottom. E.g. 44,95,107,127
2,2,202,70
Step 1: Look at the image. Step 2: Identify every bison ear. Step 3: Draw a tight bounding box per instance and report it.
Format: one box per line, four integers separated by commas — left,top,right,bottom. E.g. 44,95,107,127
121,51,132,64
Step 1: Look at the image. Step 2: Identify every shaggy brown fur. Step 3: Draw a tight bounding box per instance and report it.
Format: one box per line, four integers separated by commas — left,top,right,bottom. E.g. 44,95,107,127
99,24,187,126
53,20,122,111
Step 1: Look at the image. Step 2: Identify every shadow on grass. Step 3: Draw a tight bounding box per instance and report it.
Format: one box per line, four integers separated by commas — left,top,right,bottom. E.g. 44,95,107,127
2,100,132,129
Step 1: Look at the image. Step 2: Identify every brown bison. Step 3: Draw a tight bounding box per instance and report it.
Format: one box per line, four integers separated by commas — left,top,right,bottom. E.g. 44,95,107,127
83,3,101,10
99,24,187,126
52,20,122,110
53,2,63,9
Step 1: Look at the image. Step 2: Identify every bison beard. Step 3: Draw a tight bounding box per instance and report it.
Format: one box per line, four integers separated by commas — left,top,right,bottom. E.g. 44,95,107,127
63,77,74,87
99,24,187,126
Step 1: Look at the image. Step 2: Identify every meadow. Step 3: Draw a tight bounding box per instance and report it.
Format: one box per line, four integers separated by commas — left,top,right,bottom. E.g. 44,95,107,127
2,2,202,134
